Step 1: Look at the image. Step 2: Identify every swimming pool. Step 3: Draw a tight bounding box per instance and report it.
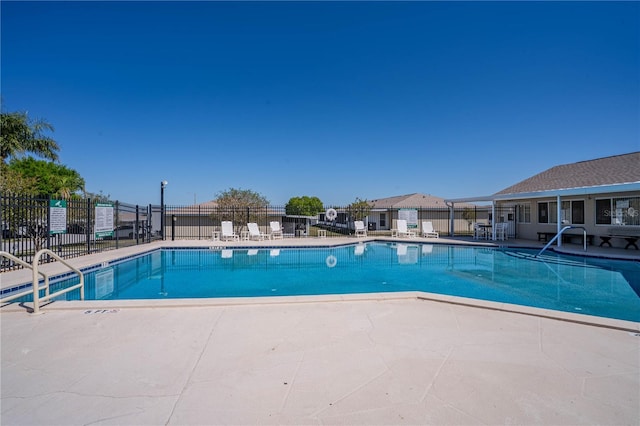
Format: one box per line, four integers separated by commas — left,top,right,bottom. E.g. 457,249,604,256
24,243,640,322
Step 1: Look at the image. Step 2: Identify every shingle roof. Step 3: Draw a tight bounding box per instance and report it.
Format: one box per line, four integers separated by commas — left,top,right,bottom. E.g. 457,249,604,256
494,152,640,196
369,193,451,208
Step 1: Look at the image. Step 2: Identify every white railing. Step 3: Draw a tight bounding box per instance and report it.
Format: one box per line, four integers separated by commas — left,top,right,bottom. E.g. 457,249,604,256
1,250,85,314
31,249,84,314
0,251,50,304
536,226,587,257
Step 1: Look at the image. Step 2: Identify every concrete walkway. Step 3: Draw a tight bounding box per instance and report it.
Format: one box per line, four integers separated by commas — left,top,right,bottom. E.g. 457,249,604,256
1,237,639,425
2,297,639,425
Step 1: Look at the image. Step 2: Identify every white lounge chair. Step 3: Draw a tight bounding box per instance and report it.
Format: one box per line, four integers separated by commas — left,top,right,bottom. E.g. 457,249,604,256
421,221,439,238
394,219,416,238
221,221,239,241
270,221,283,239
247,222,270,240
354,221,367,237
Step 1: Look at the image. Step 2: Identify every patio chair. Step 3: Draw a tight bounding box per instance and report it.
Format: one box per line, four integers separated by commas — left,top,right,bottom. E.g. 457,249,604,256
495,222,508,241
354,221,367,237
247,222,270,240
421,221,439,238
395,219,416,238
473,223,487,240
270,221,283,239
221,221,239,241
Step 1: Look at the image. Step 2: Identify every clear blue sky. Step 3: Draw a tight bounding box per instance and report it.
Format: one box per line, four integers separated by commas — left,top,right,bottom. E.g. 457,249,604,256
2,1,638,206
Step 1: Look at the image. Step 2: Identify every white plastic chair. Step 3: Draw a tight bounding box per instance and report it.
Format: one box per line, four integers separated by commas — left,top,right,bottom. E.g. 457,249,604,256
421,221,439,238
247,222,270,240
495,222,508,241
270,221,283,239
396,220,416,238
473,223,487,240
221,221,239,241
354,221,367,237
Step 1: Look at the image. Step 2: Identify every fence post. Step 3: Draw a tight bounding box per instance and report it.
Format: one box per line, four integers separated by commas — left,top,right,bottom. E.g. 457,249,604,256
46,195,51,251
135,205,140,244
115,201,120,249
86,199,91,255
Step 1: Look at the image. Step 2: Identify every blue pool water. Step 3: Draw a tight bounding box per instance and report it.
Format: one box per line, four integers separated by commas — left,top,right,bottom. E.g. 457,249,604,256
32,243,640,322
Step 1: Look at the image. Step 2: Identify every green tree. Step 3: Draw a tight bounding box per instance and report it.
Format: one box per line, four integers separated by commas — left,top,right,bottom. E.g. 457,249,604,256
215,187,269,208
211,188,270,226
0,163,38,195
7,157,85,197
285,196,323,216
462,207,476,233
0,111,59,163
348,197,372,221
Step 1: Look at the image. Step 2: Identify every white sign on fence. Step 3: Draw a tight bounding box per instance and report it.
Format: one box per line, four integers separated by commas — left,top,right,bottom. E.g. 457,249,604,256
95,203,114,238
49,199,67,235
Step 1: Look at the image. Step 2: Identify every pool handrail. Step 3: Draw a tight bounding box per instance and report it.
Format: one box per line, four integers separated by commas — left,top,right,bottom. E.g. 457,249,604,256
31,249,84,315
0,251,50,304
536,226,587,257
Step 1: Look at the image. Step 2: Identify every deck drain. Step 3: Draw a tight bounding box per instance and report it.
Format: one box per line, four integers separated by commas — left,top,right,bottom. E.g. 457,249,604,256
84,309,120,314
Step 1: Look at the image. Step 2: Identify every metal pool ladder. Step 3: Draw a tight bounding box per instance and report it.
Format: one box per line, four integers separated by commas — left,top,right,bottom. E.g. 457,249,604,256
536,226,587,257
1,249,84,314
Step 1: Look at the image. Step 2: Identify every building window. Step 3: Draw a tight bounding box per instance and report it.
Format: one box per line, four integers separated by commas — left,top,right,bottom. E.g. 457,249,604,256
571,200,584,224
517,203,531,224
538,202,548,224
380,213,386,227
538,201,558,224
560,200,585,224
596,197,640,226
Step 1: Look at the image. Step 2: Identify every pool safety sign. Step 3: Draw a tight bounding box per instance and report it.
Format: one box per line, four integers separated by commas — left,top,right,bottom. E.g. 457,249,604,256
49,200,67,235
398,208,418,228
95,203,114,238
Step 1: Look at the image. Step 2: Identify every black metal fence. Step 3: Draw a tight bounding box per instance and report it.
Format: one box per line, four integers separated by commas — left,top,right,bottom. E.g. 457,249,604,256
2,193,518,271
164,204,503,240
1,194,161,271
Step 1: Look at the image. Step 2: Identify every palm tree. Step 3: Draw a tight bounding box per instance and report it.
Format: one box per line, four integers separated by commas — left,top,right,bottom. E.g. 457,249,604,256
0,111,59,163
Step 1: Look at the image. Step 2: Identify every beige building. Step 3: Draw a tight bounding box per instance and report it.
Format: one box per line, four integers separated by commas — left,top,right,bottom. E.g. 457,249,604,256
447,152,640,248
365,193,480,236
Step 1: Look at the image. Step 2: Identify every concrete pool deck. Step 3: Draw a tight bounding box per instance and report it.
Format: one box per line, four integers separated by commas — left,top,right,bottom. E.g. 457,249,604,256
1,237,639,425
